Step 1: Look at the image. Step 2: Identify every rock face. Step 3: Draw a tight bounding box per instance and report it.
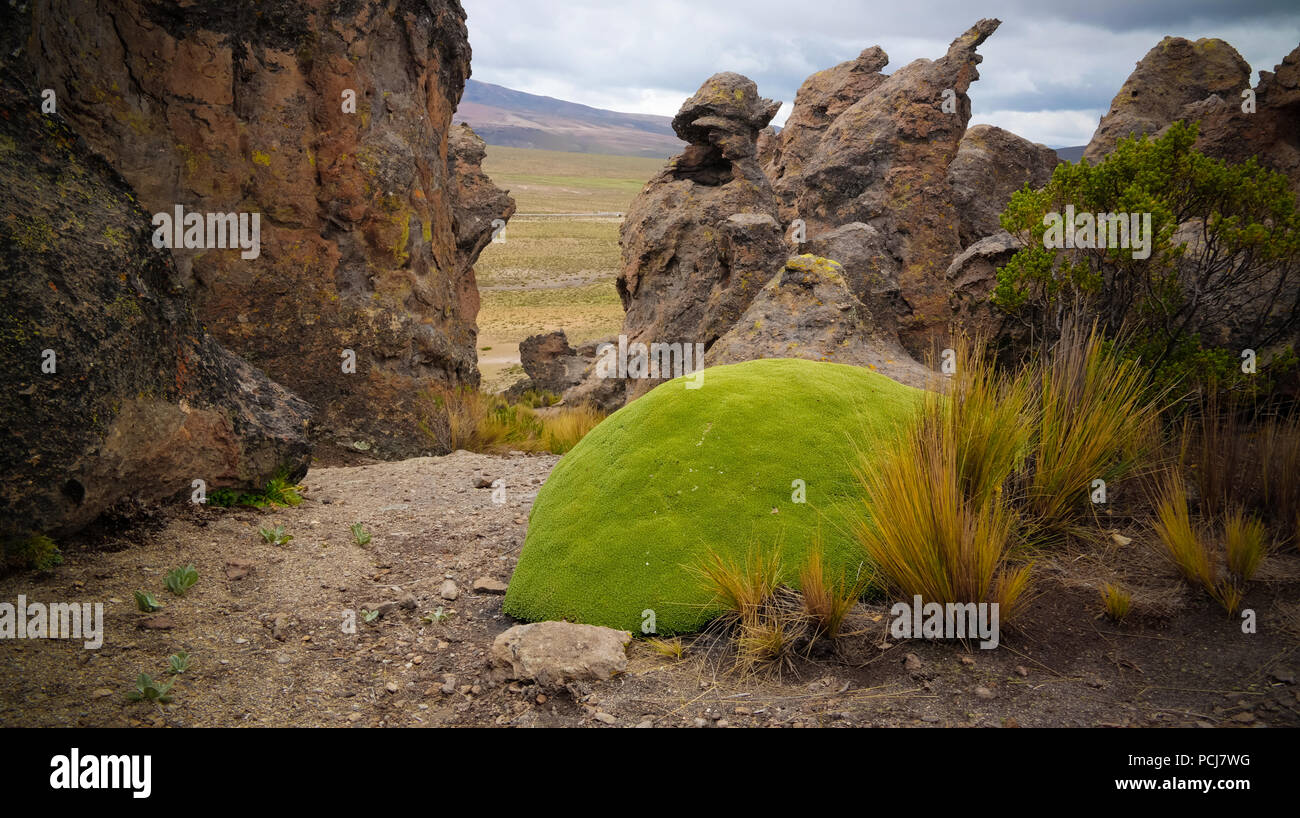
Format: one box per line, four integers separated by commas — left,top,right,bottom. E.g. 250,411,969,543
449,123,517,280
488,621,632,687
614,72,788,403
0,69,312,542
26,0,514,456
766,19,1002,355
947,124,1059,248
709,256,931,388
944,231,1023,347
1083,37,1251,164
764,46,889,214
1173,44,1300,193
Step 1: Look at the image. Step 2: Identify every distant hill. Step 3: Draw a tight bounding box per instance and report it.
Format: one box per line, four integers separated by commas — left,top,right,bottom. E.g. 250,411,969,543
1055,145,1086,162
455,80,685,158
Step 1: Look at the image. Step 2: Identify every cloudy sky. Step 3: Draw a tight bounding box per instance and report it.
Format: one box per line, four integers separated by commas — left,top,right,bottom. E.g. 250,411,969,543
464,0,1300,147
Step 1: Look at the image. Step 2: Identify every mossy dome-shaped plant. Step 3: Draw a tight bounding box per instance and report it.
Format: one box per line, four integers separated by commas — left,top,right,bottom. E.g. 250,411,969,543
503,358,924,634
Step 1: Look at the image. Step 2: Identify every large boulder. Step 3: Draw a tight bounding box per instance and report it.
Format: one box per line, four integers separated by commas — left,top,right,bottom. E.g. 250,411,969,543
767,20,1003,355
24,0,513,457
799,222,908,337
612,72,789,404
1083,37,1251,164
0,69,312,543
513,330,590,396
946,124,1059,247
709,256,931,388
503,358,923,634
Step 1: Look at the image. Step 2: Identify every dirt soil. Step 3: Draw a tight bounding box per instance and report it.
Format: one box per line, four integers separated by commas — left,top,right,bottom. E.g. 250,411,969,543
1,450,1297,728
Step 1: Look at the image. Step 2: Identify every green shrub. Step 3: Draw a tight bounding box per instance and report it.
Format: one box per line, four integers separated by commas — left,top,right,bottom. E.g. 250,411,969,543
995,121,1300,394
206,470,303,509
126,672,173,704
258,525,293,546
3,532,62,572
349,522,371,546
166,651,192,675
133,591,164,613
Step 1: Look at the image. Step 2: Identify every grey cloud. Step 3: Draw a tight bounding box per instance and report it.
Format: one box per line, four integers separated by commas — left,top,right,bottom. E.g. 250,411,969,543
464,0,1300,146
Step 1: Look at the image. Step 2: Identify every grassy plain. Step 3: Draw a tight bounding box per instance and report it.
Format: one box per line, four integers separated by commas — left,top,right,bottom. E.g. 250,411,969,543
475,146,666,390
480,146,665,213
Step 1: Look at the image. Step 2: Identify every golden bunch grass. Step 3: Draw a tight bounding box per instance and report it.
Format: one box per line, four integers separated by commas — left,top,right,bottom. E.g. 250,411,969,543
421,385,605,454
1028,325,1166,531
645,636,685,660
1100,583,1132,622
694,545,783,629
735,609,799,673
798,540,869,640
853,373,1032,622
1210,581,1244,617
940,335,1037,507
1223,507,1269,582
539,403,605,453
1151,469,1215,590
693,541,874,672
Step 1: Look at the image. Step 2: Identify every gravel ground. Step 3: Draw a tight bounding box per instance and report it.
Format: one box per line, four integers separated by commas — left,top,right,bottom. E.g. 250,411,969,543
1,450,1297,728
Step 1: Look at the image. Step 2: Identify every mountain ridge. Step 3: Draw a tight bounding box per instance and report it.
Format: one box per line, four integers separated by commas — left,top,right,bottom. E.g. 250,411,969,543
455,79,685,157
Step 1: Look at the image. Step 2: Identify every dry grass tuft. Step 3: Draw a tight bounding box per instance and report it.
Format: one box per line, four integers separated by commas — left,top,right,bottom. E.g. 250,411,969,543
421,386,605,454
1028,324,1167,532
1223,508,1269,582
1151,469,1215,590
798,540,869,640
645,636,685,660
1100,583,1132,622
854,337,1033,622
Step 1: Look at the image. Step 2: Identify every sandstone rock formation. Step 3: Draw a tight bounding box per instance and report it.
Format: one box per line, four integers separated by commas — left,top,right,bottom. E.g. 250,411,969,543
709,256,931,388
947,124,1059,248
799,222,908,338
1169,44,1300,193
25,0,513,457
766,19,1003,355
943,231,1023,346
1083,37,1251,164
613,72,788,403
509,330,593,397
755,125,779,168
592,22,1022,407
764,46,889,214
0,69,312,543
449,123,517,279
